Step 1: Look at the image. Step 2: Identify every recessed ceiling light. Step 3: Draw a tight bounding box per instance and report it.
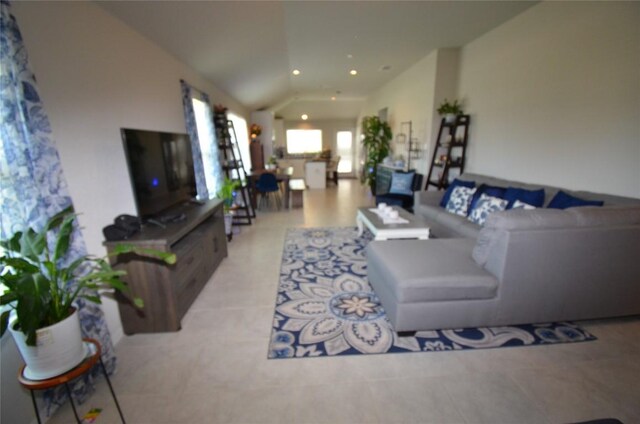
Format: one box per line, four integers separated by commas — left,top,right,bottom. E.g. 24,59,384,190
292,69,301,76
347,54,353,59
301,114,308,120
331,96,336,101
349,69,358,76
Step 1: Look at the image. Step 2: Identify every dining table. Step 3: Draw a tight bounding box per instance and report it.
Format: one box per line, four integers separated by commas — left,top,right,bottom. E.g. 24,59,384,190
248,167,294,210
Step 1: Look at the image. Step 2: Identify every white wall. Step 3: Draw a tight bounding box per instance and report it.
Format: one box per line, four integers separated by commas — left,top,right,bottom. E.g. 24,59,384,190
12,0,249,343
357,49,460,179
357,2,639,198
458,1,640,197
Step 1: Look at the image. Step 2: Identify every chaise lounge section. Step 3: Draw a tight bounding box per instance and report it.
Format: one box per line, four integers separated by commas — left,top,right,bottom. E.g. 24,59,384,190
367,173,640,332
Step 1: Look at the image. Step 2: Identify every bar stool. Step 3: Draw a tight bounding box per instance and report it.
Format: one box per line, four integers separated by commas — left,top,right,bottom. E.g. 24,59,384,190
17,338,126,424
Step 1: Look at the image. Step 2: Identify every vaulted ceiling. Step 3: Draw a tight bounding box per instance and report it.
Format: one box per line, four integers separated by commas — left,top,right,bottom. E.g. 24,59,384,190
98,1,536,120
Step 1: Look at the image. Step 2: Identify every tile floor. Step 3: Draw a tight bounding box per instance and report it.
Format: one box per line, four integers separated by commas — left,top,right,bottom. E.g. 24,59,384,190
49,179,640,424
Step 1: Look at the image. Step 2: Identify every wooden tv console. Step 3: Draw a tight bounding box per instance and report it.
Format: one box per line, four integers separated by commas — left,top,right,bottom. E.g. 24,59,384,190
104,199,227,334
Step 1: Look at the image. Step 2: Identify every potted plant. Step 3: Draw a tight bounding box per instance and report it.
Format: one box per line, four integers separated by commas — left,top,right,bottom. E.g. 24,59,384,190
437,99,463,123
0,208,175,379
360,116,392,195
216,177,241,236
249,123,262,141
266,155,278,171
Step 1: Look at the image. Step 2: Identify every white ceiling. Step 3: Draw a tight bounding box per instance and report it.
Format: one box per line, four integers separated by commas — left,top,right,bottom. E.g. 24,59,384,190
98,0,536,120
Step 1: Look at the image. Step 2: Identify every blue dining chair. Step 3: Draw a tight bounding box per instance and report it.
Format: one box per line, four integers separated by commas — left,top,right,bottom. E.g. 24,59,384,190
255,173,281,210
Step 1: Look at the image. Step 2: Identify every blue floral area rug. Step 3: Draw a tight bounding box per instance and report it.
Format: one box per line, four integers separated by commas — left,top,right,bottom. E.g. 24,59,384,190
268,227,596,359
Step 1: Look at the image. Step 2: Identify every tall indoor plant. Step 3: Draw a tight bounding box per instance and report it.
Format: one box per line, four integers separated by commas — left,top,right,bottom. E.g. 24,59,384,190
0,207,175,379
360,116,392,195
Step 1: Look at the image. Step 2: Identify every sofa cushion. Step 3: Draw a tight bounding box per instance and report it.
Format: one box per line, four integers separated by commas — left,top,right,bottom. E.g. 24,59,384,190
512,200,536,210
440,178,475,207
471,206,640,267
468,184,507,214
367,239,498,303
567,206,640,227
468,194,508,226
445,186,476,216
472,209,580,266
548,190,604,209
388,171,415,196
504,187,545,209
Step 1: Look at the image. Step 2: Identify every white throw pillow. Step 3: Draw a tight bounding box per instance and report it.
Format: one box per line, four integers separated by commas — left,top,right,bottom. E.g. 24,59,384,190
468,193,508,226
511,199,536,210
445,186,477,217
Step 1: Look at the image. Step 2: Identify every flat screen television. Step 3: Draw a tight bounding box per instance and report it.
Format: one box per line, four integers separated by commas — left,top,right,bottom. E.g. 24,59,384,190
121,128,197,219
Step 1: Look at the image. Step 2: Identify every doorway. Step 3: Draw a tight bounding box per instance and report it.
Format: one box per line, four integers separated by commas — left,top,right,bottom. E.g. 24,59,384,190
336,130,355,177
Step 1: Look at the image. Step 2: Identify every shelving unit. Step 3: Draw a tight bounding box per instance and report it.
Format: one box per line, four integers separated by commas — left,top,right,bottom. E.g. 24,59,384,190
398,121,421,170
426,115,470,190
213,112,255,225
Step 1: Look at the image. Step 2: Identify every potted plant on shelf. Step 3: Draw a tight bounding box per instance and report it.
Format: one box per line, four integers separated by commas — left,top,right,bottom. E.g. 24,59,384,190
437,99,463,123
249,123,262,141
360,115,392,195
0,207,176,380
216,176,241,237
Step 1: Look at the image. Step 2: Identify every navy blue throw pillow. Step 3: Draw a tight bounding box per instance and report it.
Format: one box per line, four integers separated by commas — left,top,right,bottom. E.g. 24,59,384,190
547,190,604,209
389,171,415,196
504,187,545,209
467,184,507,215
440,179,475,208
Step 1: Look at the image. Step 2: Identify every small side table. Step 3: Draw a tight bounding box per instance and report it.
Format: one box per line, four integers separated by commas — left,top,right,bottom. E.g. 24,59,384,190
17,338,126,424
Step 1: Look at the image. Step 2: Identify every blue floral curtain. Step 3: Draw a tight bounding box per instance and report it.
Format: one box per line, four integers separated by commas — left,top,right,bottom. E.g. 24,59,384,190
0,0,116,418
180,80,224,198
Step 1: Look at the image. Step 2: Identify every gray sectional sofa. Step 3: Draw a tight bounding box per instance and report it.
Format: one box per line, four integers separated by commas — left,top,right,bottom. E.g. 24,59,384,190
367,173,640,332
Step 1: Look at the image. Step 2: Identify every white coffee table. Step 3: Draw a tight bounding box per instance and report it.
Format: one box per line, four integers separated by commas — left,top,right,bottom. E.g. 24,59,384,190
356,206,430,240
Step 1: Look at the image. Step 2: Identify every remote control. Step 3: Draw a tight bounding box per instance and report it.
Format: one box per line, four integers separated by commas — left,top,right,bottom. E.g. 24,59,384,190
146,218,166,229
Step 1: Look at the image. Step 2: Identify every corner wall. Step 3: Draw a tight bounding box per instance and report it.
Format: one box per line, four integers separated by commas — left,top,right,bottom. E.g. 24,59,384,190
458,1,640,197
12,0,249,343
356,49,459,180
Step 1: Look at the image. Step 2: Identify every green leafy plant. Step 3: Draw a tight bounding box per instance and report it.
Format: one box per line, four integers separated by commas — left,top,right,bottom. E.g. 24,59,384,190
436,99,463,116
0,207,176,346
360,116,392,193
216,176,241,213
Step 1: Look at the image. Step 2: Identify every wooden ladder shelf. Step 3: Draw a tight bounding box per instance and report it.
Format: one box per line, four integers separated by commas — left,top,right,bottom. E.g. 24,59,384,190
426,114,470,190
213,113,256,225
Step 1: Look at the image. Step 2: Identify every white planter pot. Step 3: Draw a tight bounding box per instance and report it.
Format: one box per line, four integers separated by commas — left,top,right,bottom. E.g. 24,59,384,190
10,308,87,380
224,212,234,235
444,113,457,124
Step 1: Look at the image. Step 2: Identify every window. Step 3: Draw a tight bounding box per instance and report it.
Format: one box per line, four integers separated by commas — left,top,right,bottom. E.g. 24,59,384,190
286,129,322,154
336,131,353,174
191,98,218,196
